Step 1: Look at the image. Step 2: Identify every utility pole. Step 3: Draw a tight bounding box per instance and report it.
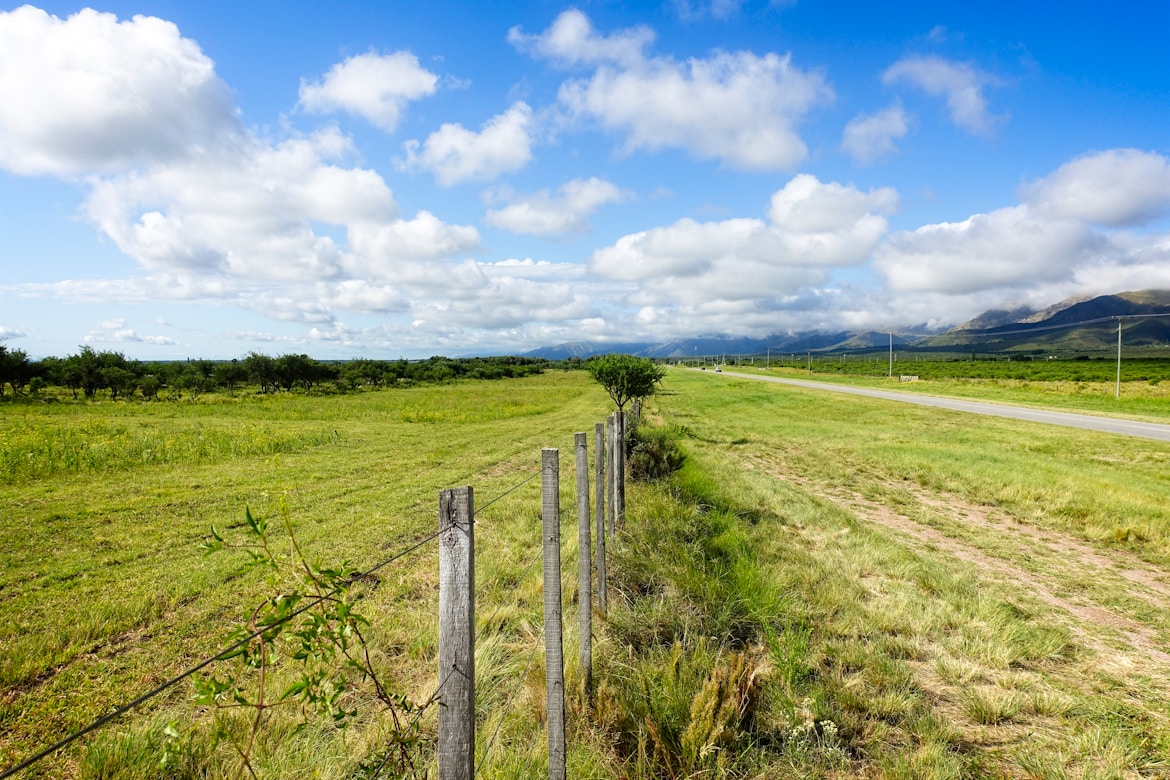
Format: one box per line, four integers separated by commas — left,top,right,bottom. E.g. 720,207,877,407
888,332,893,378
1116,318,1122,400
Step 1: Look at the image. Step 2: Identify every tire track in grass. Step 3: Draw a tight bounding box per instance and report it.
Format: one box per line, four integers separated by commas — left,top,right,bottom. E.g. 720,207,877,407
843,490,1170,669
744,453,1170,670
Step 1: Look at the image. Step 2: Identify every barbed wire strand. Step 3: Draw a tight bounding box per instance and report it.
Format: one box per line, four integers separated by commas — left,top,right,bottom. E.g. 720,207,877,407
358,527,443,580
470,465,554,643
473,467,546,518
369,463,549,779
4,463,562,778
475,623,547,779
0,529,443,780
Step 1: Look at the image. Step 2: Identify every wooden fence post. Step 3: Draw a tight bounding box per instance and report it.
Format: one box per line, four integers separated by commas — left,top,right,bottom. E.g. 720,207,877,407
594,422,606,616
575,432,592,703
542,449,566,780
438,486,474,780
615,411,626,530
606,413,616,538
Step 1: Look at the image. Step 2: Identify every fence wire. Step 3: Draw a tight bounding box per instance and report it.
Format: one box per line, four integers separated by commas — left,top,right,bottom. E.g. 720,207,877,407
5,459,580,779
0,528,443,780
475,622,547,779
473,466,546,517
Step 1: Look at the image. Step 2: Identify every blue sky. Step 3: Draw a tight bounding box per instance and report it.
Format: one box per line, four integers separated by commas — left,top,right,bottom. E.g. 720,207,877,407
1,0,1168,359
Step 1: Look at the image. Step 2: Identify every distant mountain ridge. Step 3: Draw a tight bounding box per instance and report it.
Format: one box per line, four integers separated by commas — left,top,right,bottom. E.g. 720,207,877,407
525,330,926,361
522,290,1170,360
933,290,1170,350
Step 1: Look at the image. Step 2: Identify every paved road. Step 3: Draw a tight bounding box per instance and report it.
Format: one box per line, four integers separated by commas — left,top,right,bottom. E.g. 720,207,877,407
702,369,1170,443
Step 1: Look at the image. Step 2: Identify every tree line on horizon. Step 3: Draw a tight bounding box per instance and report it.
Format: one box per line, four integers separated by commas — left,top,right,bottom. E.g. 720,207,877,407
0,344,581,401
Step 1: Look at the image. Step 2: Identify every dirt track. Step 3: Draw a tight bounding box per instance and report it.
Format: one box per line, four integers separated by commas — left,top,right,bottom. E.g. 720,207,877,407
749,452,1170,673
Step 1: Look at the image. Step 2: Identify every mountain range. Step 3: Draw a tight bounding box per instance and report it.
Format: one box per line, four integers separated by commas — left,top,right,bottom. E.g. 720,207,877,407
524,290,1170,360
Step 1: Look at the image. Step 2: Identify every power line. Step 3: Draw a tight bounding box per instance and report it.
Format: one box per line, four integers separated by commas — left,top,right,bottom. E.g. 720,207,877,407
951,312,1170,339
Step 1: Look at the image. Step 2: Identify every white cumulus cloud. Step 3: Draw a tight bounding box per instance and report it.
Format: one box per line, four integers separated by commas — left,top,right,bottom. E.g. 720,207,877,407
84,319,177,345
346,212,481,279
85,128,400,280
874,149,1170,303
400,102,534,185
299,51,438,132
485,177,629,236
883,55,1003,135
0,5,239,176
875,206,1098,294
517,10,832,171
842,103,909,164
590,174,896,306
507,9,653,68
1021,148,1170,227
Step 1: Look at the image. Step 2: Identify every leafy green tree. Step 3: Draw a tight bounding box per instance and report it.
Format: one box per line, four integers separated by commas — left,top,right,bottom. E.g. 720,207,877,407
67,346,105,399
212,359,248,394
275,353,312,391
103,366,137,400
139,375,161,401
587,354,666,411
0,344,31,396
243,352,278,393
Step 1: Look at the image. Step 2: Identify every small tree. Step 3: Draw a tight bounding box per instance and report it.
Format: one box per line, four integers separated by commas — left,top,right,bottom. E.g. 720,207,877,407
587,354,665,411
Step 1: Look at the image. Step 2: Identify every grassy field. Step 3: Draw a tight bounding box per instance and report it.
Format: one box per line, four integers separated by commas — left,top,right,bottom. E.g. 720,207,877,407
6,369,1170,777
0,374,610,777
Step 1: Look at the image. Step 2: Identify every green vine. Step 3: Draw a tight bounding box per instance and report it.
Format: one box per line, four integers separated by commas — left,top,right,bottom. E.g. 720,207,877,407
194,500,429,778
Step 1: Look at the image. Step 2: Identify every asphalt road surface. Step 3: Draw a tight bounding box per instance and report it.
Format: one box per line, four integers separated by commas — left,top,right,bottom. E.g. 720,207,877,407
704,369,1170,444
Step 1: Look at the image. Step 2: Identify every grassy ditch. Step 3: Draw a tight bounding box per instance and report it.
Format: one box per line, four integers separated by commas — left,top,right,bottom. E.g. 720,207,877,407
593,463,849,777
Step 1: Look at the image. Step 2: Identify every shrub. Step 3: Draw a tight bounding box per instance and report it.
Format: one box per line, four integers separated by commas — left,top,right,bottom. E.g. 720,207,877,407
627,421,686,481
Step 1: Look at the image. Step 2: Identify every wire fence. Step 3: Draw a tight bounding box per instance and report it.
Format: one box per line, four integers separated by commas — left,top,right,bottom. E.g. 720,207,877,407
0,524,449,780
2,432,619,780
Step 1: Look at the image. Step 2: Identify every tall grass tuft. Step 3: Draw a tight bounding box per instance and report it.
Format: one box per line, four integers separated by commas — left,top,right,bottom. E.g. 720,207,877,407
594,453,830,777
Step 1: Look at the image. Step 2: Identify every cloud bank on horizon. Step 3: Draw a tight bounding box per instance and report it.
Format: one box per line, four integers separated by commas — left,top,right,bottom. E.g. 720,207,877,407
0,1,1168,357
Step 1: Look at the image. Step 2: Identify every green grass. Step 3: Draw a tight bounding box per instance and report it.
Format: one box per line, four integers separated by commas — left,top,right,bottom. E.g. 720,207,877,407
648,369,1170,776
0,373,604,777
680,369,1170,557
9,368,1170,777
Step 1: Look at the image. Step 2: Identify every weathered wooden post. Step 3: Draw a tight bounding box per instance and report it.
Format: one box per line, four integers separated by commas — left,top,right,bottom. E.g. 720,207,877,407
438,486,474,780
615,410,626,530
575,432,592,702
606,413,616,538
594,421,607,615
542,449,566,780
